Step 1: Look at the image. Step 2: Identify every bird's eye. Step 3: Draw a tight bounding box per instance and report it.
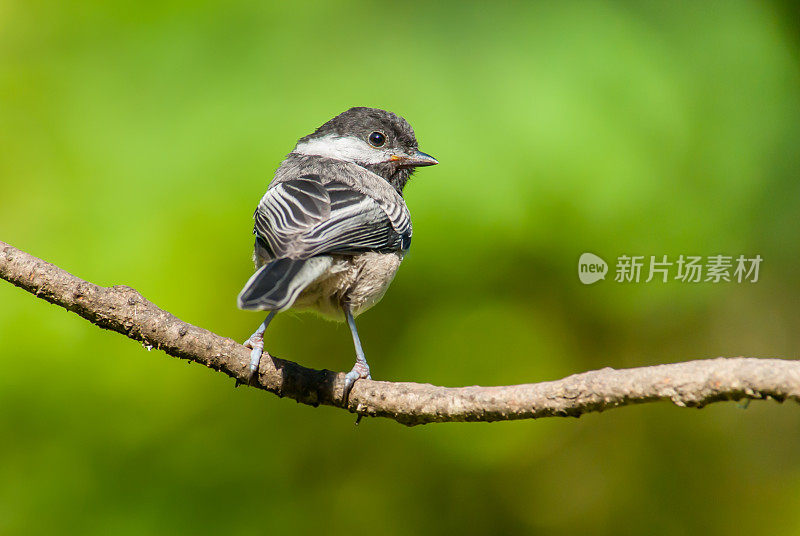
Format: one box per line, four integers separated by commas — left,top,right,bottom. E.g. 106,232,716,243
368,131,386,147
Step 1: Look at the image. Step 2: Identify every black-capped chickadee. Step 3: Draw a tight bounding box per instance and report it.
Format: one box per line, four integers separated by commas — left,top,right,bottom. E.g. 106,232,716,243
237,107,438,397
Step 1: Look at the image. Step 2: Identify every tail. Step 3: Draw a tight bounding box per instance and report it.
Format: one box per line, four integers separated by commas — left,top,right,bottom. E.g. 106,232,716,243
237,257,332,311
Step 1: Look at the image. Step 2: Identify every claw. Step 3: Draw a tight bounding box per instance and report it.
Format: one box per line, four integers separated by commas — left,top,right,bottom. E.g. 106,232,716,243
342,361,371,403
237,311,276,388
243,334,264,386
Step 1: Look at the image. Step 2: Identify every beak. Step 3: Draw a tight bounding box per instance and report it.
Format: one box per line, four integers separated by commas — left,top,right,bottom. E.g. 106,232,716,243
390,150,439,167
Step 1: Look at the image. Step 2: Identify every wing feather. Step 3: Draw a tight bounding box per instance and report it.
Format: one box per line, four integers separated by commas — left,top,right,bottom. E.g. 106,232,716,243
253,176,411,260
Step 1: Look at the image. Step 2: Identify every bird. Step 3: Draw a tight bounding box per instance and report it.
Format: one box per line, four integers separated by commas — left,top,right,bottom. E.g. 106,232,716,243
237,107,438,398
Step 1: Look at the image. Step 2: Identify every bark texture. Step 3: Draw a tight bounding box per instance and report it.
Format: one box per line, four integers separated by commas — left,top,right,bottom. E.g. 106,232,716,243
1,240,797,426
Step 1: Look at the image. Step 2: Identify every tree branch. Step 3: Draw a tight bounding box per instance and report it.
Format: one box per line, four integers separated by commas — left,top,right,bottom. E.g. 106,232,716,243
1,240,797,426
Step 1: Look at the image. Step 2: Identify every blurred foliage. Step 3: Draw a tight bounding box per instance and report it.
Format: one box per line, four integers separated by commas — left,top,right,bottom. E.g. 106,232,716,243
2,1,800,534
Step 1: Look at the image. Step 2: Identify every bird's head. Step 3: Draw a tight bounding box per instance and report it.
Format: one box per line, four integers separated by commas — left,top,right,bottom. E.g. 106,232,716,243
293,107,438,192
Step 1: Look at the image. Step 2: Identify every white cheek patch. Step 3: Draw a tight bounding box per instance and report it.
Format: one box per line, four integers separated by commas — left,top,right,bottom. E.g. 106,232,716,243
294,135,391,164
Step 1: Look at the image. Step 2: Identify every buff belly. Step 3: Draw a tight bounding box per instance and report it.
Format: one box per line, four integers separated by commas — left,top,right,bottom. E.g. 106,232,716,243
290,251,404,320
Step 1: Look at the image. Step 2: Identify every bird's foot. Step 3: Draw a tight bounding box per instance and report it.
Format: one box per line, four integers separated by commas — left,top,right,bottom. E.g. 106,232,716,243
241,333,264,386
343,362,371,403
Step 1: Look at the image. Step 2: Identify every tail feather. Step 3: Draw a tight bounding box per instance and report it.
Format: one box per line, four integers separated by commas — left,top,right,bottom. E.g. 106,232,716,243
237,257,331,311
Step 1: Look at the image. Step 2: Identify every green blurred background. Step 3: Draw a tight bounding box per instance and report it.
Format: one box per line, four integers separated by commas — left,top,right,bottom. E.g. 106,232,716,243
2,1,800,534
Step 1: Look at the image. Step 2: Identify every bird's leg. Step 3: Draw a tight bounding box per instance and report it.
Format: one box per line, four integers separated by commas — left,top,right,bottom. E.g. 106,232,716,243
343,305,371,401
241,310,277,386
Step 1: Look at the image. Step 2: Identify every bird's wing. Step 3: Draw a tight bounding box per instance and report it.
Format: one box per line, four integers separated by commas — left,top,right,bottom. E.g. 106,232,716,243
253,175,411,260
